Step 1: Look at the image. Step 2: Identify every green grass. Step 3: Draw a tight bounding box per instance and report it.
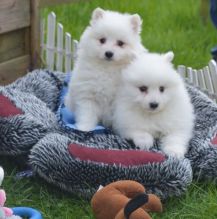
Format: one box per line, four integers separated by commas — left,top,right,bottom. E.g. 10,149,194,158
42,0,216,68
2,0,217,218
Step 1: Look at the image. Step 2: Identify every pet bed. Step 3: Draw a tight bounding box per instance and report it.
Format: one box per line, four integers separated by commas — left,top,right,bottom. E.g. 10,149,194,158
0,69,217,200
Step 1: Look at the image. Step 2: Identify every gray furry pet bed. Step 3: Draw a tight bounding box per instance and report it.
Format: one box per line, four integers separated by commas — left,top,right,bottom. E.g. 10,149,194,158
0,69,217,200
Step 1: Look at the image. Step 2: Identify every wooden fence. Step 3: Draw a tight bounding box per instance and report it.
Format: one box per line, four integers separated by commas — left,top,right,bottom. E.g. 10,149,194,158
0,0,83,85
0,0,31,84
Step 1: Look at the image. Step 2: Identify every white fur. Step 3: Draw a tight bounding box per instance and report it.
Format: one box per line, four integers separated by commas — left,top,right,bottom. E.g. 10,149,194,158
65,8,146,131
113,52,195,158
0,167,4,186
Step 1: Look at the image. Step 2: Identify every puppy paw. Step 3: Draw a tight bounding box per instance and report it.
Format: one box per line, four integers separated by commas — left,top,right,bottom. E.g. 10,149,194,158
162,145,186,159
76,123,95,132
133,133,154,150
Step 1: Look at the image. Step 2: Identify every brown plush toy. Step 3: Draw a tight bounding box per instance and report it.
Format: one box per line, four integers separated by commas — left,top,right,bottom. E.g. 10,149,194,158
91,180,163,219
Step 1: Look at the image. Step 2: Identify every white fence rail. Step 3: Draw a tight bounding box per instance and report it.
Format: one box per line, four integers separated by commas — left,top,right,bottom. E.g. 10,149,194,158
177,60,217,101
41,12,217,101
40,12,78,73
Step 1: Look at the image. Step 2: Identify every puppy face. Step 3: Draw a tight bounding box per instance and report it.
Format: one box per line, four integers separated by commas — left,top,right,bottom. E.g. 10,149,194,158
135,83,174,113
80,8,143,65
122,52,182,113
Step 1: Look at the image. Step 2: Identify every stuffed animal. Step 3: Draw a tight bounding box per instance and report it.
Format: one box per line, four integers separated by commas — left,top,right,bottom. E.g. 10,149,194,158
0,167,13,218
0,167,22,219
91,180,162,219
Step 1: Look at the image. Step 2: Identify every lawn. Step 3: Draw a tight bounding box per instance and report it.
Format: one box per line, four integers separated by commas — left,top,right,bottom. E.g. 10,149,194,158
2,0,217,218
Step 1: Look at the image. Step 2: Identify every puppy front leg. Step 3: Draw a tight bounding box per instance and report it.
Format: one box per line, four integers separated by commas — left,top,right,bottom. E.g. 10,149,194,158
161,134,189,159
75,100,100,132
130,131,154,150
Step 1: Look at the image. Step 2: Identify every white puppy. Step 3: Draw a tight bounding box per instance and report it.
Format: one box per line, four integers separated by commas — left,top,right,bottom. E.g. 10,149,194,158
65,8,146,131
113,52,195,158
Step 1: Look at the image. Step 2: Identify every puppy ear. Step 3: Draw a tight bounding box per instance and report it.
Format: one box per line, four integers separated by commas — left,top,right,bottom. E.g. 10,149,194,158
164,51,174,62
0,167,4,186
130,14,142,34
91,7,104,25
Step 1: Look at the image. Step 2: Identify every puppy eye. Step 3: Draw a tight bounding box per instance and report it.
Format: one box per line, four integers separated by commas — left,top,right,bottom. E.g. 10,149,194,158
117,40,125,47
159,86,165,93
99,38,106,44
139,86,148,93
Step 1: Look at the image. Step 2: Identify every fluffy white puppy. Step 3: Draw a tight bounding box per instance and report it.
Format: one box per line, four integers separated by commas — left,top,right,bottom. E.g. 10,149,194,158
64,8,146,131
113,52,195,158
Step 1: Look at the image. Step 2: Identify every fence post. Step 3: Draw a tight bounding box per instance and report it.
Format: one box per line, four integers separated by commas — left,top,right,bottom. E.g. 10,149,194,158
65,33,72,73
30,0,41,70
57,23,64,71
209,60,217,95
46,12,56,71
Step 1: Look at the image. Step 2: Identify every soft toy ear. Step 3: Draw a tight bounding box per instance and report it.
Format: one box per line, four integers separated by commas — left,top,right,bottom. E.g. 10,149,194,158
0,167,4,186
130,14,142,34
163,51,174,62
91,7,105,25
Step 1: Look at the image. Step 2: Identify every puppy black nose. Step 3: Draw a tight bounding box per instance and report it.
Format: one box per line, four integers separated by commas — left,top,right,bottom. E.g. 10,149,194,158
149,102,159,109
105,51,114,59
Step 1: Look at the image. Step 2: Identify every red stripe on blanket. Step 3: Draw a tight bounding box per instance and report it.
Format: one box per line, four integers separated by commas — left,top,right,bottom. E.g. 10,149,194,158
68,143,166,167
0,95,23,117
211,134,217,145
